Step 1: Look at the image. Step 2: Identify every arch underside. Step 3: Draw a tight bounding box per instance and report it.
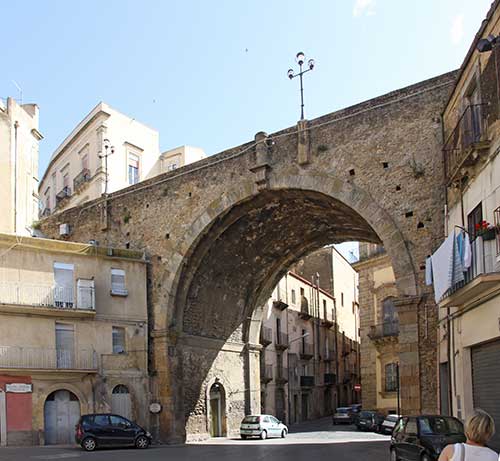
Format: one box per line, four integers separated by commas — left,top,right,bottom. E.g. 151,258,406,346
177,189,381,342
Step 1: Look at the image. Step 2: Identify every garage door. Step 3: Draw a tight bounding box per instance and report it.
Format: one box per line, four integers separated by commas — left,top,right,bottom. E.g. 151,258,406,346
44,390,80,445
471,338,500,452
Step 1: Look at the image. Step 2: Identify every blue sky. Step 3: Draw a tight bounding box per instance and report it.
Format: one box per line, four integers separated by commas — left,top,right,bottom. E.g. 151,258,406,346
1,0,491,179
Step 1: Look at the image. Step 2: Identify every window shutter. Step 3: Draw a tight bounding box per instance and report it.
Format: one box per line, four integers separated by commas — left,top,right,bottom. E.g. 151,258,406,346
111,269,127,295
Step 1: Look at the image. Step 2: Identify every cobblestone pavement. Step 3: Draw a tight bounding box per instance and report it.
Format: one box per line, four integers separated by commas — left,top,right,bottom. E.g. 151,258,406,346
0,418,390,461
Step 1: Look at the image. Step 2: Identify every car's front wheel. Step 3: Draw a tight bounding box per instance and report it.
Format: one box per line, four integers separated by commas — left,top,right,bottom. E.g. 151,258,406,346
260,430,267,440
82,437,97,452
281,429,287,438
135,435,150,449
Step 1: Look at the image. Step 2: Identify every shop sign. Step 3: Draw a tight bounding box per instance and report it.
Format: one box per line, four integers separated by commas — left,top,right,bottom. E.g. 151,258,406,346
6,383,32,393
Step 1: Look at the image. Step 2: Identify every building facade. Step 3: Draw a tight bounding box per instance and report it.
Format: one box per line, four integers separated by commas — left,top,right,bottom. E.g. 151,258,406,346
38,102,205,216
354,243,400,415
433,0,500,452
0,97,43,236
0,234,149,446
260,247,360,425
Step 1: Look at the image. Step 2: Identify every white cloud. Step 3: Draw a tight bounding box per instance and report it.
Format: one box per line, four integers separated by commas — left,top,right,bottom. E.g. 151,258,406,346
353,0,376,18
450,14,464,45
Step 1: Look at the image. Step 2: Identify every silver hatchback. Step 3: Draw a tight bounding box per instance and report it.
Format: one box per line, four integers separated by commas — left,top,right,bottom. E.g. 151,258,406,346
240,414,288,440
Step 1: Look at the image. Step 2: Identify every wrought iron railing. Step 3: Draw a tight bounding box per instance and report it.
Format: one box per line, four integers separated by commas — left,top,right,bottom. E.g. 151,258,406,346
41,208,51,218
300,342,314,359
55,186,72,204
73,168,91,190
260,326,273,346
443,104,488,184
275,331,289,349
0,346,97,370
368,321,399,340
0,281,95,310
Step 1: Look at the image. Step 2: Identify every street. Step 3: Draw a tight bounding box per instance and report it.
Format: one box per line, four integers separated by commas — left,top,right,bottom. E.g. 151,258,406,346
0,418,390,461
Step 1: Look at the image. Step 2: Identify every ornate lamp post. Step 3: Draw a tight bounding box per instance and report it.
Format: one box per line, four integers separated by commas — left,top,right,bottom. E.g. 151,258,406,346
287,52,315,120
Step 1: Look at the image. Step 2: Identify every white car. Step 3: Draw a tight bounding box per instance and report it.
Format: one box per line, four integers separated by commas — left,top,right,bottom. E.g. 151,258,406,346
381,414,400,435
240,414,288,440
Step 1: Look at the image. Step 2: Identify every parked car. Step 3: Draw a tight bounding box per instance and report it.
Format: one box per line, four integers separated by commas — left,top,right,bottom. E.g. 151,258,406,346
381,414,400,435
75,414,152,451
333,407,354,425
349,404,363,425
240,414,288,440
355,410,385,432
390,415,465,461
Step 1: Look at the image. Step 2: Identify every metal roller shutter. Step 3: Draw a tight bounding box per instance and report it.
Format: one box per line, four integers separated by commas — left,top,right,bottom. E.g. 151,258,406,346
471,338,500,452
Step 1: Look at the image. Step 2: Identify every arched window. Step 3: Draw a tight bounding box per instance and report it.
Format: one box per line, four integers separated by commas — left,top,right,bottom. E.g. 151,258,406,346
385,363,398,392
112,384,129,394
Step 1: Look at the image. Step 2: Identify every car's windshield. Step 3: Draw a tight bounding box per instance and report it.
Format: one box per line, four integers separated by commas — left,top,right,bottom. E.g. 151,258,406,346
386,415,399,423
336,408,349,414
242,416,260,424
419,417,463,435
359,411,374,418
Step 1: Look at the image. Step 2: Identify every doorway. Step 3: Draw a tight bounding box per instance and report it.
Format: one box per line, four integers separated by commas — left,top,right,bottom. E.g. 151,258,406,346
44,390,80,444
209,382,226,437
111,385,132,420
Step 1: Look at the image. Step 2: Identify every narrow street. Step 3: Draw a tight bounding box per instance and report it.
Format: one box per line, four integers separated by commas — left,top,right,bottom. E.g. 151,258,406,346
0,418,391,461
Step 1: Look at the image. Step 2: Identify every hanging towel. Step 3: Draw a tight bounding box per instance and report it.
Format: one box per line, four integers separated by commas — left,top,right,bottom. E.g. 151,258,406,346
463,232,472,269
452,234,465,286
425,256,433,285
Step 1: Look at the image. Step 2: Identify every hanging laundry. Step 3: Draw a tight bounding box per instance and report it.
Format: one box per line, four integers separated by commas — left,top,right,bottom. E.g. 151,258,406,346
463,232,472,269
425,256,433,286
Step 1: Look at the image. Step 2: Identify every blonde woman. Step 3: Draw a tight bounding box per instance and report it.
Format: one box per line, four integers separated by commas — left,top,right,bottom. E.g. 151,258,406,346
438,409,497,461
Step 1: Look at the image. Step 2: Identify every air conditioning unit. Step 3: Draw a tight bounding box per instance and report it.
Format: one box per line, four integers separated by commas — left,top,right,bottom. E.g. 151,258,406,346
59,223,70,236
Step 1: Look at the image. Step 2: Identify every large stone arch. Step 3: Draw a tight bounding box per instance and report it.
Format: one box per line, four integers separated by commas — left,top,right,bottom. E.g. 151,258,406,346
165,172,420,441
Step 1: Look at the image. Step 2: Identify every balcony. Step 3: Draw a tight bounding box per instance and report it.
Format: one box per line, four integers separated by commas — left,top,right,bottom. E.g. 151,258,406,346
324,373,336,386
41,208,51,218
260,326,273,347
321,314,334,328
0,346,98,372
0,280,95,316
275,366,288,385
300,375,315,388
439,235,500,309
273,299,288,311
275,331,289,350
261,364,273,384
55,186,72,205
299,342,314,360
73,168,91,191
368,321,400,341
443,104,490,185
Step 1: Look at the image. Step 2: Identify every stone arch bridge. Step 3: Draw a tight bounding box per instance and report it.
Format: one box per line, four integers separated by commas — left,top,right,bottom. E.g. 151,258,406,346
41,71,456,442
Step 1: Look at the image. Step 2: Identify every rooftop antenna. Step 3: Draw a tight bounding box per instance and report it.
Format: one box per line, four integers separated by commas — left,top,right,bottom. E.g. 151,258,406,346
11,80,23,105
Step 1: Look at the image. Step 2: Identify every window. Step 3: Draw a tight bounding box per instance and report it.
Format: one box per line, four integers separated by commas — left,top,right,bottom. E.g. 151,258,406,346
300,287,305,297
54,262,74,307
111,268,127,296
393,417,406,435
341,293,344,307
112,326,126,354
467,202,483,239
276,318,281,334
63,173,69,189
495,206,500,254
128,153,140,185
323,300,327,320
291,289,296,304
167,163,178,171
385,363,398,392
94,415,110,426
82,154,88,170
404,418,418,436
110,415,130,427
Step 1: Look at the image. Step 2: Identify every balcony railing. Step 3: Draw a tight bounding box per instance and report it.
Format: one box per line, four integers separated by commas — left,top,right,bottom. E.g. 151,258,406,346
41,208,51,218
261,364,273,383
440,235,500,308
73,168,91,191
55,186,72,204
275,331,289,350
260,326,273,347
0,281,95,311
324,373,336,386
300,342,314,360
0,346,97,370
275,366,288,384
443,104,489,184
273,299,288,311
298,298,312,320
368,321,400,340
300,375,314,387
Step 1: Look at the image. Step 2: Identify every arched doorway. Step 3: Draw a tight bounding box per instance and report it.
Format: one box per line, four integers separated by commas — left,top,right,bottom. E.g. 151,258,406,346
111,385,132,420
44,390,80,444
209,382,226,437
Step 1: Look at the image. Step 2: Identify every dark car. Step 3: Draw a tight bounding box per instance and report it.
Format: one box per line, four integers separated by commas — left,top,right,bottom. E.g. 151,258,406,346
356,410,385,432
349,404,363,425
390,415,465,461
75,414,152,451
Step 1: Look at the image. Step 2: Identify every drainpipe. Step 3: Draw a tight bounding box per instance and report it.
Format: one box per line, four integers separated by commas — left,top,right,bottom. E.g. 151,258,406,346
13,121,19,234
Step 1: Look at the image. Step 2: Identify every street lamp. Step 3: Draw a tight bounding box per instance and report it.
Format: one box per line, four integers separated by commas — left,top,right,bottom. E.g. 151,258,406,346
287,51,315,120
98,139,115,195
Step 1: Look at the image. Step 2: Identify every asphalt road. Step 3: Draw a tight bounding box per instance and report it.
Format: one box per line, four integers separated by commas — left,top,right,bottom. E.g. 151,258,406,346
0,418,391,461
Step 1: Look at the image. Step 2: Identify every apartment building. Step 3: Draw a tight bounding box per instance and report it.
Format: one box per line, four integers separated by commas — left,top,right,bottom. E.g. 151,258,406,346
354,243,399,415
427,0,500,452
260,247,360,425
0,97,43,236
38,102,205,216
0,234,148,446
